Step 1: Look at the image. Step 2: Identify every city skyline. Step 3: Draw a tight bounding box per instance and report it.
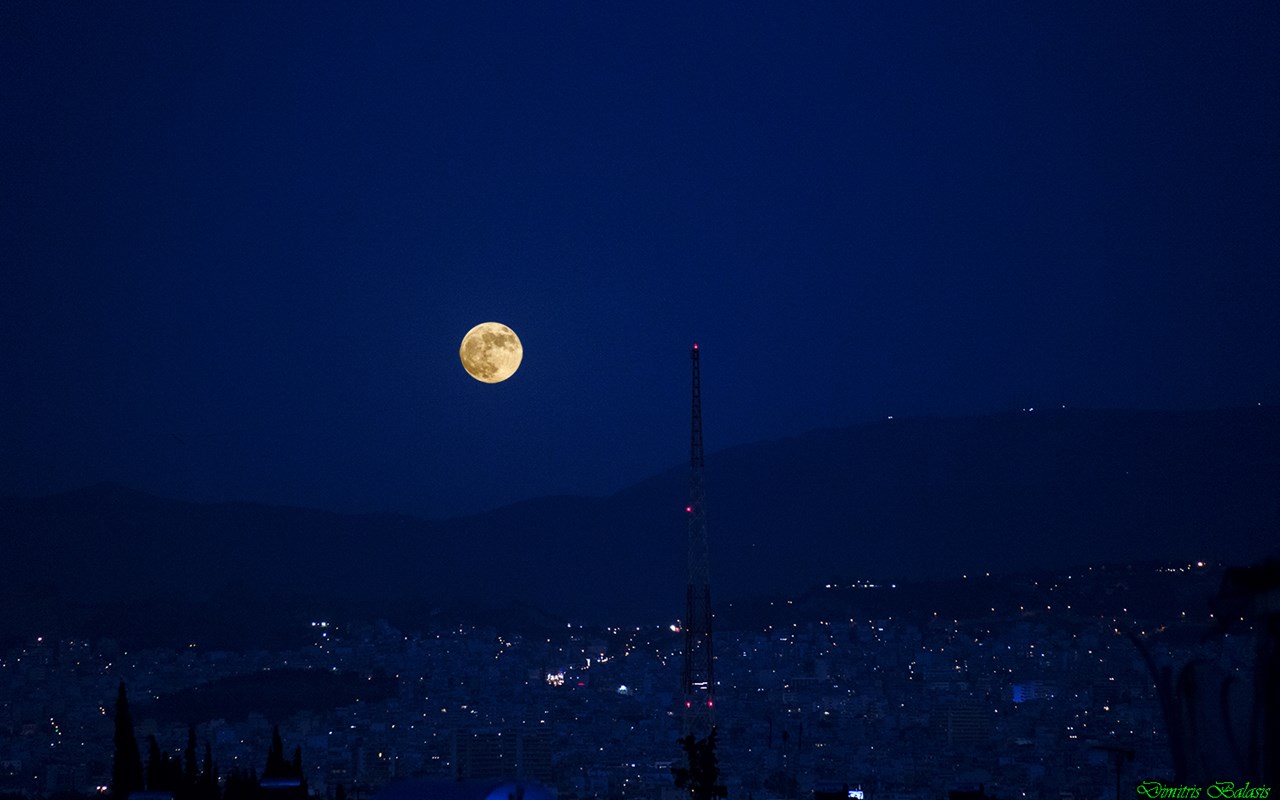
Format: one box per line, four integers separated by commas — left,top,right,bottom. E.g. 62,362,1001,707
0,558,1259,798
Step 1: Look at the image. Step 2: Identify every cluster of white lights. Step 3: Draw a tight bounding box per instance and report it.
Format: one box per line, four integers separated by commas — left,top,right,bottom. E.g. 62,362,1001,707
1158,561,1208,573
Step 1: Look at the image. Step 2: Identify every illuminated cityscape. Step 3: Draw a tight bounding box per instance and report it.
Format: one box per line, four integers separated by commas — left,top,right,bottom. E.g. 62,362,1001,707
0,560,1258,799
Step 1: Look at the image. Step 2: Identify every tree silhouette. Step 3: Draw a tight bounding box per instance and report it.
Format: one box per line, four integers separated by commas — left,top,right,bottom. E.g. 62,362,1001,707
146,736,164,791
146,734,182,792
259,726,306,800
672,727,727,800
223,768,259,800
112,682,145,800
184,725,199,794
198,743,219,800
264,727,286,779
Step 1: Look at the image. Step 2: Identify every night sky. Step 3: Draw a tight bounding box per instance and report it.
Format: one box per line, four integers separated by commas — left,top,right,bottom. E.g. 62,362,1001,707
3,3,1278,519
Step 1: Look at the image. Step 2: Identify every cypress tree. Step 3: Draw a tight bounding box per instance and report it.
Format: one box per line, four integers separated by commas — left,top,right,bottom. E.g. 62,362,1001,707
184,725,199,790
264,726,286,779
199,742,219,800
224,767,258,800
112,682,145,800
671,727,727,800
143,734,182,793
146,735,166,791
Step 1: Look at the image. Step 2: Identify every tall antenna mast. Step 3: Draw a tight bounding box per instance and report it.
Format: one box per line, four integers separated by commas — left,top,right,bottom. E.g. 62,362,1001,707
682,343,715,737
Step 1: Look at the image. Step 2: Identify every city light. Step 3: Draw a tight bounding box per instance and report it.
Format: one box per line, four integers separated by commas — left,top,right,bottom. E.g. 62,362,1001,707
9,558,1239,789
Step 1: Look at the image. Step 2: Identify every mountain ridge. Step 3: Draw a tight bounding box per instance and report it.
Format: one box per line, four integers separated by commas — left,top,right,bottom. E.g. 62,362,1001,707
2,407,1276,645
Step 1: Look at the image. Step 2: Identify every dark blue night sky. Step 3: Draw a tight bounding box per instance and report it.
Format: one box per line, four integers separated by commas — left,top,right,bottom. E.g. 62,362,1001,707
3,3,1278,518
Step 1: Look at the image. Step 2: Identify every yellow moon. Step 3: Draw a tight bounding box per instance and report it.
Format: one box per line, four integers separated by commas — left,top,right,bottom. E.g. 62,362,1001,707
459,322,523,383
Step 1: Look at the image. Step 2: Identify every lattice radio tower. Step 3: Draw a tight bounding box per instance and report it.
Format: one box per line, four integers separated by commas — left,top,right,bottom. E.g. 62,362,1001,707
682,342,716,737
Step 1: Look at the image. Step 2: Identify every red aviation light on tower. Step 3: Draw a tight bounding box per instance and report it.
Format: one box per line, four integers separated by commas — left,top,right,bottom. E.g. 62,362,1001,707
693,342,698,349
686,506,692,513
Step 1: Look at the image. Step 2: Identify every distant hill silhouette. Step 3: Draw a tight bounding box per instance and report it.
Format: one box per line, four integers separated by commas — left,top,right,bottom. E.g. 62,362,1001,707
1,407,1276,645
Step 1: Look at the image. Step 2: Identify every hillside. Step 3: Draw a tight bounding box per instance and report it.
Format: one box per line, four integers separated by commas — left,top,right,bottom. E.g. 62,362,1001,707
1,407,1276,645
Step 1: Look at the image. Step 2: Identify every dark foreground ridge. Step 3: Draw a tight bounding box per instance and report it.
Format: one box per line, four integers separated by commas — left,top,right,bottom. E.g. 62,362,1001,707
1,406,1276,645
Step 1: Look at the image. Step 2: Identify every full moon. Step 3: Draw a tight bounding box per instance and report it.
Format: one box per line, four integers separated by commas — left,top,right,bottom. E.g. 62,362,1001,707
459,322,523,383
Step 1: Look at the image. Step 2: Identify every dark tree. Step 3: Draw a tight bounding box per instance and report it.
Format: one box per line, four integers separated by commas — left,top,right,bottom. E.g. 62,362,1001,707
112,682,145,800
198,742,219,800
184,725,199,791
672,728,727,800
260,726,306,800
264,727,287,779
146,735,181,792
146,736,164,791
224,768,259,800
334,786,346,800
